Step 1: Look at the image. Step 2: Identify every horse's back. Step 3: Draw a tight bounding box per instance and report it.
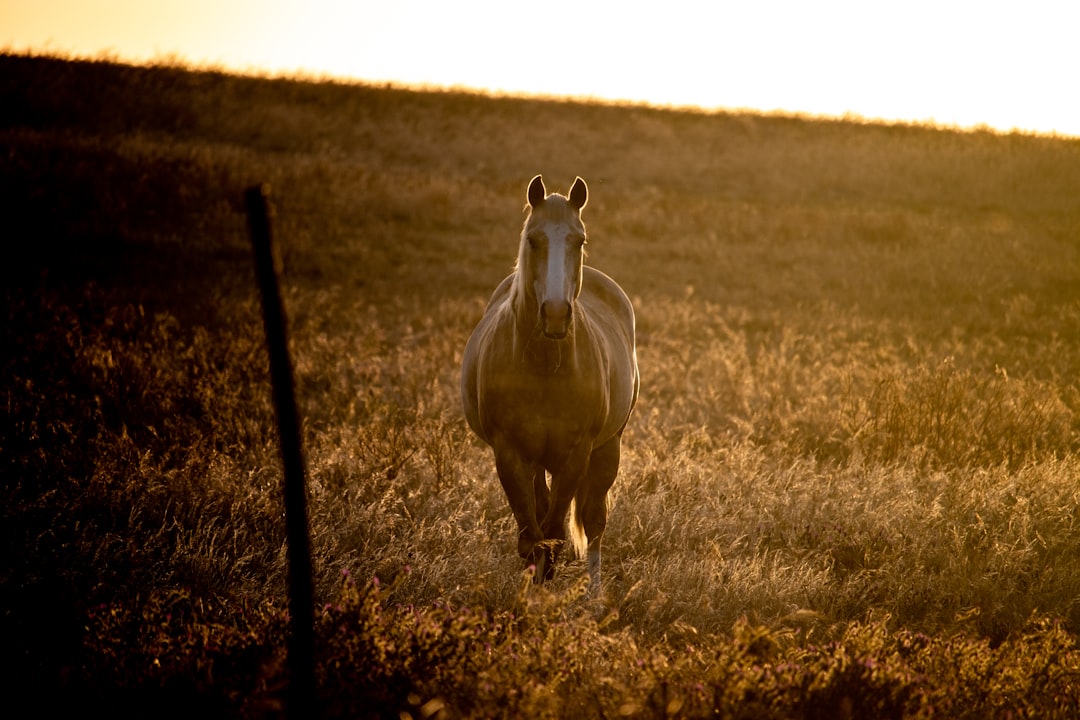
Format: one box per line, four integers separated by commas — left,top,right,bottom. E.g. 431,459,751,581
579,266,639,435
580,266,635,339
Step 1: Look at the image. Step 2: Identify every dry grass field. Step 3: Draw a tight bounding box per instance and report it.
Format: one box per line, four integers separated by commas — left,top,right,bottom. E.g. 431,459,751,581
2,54,1079,717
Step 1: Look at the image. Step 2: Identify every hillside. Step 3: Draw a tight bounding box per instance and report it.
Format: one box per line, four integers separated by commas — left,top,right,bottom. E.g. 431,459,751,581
2,54,1079,717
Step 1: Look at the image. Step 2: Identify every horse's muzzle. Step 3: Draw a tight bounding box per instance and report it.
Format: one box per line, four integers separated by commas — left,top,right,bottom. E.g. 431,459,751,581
540,300,572,339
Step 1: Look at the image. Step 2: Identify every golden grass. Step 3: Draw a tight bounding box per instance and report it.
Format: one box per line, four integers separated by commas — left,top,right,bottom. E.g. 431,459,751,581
2,53,1079,716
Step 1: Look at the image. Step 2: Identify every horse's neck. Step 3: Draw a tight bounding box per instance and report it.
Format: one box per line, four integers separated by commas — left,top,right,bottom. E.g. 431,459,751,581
508,278,536,334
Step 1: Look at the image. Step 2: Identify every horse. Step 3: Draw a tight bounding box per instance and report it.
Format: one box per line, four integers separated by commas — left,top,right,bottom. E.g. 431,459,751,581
461,175,639,590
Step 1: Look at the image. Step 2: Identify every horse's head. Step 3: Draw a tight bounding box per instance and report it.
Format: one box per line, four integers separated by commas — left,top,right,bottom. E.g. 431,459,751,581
519,174,588,339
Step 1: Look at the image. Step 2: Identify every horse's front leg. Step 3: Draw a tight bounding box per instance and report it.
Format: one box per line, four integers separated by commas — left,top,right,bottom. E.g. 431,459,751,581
539,442,592,580
493,442,546,578
533,467,550,524
581,432,622,591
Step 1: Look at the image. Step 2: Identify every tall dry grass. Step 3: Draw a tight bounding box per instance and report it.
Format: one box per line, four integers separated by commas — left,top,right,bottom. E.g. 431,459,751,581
2,54,1079,716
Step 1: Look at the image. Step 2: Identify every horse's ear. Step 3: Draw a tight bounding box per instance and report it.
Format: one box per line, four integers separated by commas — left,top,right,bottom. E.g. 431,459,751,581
527,175,546,208
568,176,588,210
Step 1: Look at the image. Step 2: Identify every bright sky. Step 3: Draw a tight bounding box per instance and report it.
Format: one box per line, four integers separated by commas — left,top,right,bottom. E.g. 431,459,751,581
3,0,1078,136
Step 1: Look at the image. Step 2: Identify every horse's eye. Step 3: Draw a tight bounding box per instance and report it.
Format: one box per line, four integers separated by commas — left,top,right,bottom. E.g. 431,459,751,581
527,235,541,248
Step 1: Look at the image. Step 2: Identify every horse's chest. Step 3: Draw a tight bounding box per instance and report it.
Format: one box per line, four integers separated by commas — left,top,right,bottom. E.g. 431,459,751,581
484,372,599,447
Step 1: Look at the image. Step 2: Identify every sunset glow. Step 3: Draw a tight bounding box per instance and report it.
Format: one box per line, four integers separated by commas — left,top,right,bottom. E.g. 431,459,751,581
3,0,1078,136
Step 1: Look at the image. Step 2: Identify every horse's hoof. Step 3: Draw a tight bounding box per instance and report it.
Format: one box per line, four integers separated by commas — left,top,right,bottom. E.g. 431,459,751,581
528,547,558,583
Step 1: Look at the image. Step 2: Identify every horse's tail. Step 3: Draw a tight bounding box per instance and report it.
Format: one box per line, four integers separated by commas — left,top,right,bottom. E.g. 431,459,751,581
569,497,588,560
569,489,608,560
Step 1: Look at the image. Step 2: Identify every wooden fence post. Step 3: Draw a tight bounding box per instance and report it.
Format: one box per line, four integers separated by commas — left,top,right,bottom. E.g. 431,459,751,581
245,183,317,717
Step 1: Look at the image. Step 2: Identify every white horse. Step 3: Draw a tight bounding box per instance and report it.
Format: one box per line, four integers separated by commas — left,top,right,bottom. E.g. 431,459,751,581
461,175,639,589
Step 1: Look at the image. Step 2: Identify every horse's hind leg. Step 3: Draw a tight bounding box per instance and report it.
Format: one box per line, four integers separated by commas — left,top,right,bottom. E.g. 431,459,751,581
579,433,622,590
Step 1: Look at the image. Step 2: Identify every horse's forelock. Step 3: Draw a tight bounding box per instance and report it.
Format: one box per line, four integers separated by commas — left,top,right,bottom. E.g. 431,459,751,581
514,194,585,304
524,193,585,233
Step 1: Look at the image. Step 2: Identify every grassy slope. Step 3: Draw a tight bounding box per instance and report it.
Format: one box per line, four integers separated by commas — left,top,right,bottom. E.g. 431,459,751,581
2,54,1079,716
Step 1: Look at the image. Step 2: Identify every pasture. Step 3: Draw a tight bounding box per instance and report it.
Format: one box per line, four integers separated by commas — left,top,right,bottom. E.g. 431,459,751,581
2,54,1079,717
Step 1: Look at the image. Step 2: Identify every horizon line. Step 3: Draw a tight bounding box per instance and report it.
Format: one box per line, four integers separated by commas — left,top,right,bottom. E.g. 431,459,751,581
5,46,1077,141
